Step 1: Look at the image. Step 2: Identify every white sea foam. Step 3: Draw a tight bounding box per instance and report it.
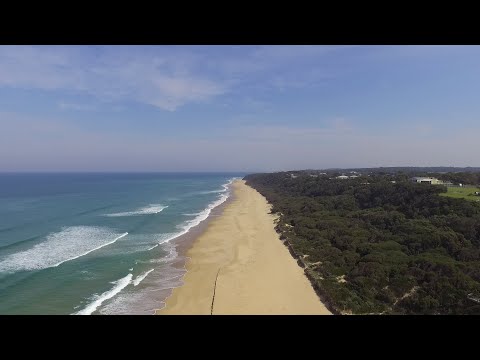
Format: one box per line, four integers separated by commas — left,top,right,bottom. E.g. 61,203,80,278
194,178,236,195
148,242,178,263
53,232,128,267
98,291,148,315
73,273,133,315
198,189,226,194
104,204,167,217
99,265,186,315
133,269,154,286
148,189,230,250
0,227,128,273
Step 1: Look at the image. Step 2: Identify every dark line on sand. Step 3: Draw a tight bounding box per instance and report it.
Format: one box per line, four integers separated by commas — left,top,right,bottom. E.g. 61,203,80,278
211,268,221,315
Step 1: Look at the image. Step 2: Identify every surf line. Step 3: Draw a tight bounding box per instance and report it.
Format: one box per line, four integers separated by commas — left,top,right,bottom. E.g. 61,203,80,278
210,267,222,315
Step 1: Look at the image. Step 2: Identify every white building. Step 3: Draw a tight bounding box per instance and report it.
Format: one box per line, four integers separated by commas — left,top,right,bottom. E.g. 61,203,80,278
410,177,442,185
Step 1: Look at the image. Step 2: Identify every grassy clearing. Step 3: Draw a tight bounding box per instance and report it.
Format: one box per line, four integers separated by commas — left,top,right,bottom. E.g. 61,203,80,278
440,186,480,201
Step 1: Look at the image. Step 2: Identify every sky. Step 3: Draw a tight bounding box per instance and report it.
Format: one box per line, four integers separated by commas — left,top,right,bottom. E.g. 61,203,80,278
1,45,480,172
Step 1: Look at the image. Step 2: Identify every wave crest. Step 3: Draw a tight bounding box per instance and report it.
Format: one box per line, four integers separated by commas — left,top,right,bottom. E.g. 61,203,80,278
104,204,167,217
73,273,133,315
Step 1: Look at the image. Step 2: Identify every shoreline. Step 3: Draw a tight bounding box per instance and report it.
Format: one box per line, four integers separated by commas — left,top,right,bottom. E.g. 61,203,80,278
157,179,331,315
151,180,237,313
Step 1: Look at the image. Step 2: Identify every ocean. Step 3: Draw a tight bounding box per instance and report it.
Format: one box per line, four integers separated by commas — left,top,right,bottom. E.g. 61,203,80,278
0,172,244,314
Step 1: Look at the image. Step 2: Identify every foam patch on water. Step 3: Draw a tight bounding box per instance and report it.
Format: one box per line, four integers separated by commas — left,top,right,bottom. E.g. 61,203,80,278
147,242,178,264
133,269,154,286
0,226,128,273
104,204,167,217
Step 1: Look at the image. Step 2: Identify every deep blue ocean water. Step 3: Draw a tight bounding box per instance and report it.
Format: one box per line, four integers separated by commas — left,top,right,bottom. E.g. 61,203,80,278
0,173,243,314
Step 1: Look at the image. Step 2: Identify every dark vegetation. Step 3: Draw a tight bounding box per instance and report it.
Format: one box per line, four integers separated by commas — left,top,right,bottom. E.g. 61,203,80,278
436,172,480,186
318,166,480,175
244,170,480,314
294,168,480,186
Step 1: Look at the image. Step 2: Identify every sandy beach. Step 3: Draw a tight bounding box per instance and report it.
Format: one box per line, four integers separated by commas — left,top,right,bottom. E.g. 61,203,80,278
157,179,331,315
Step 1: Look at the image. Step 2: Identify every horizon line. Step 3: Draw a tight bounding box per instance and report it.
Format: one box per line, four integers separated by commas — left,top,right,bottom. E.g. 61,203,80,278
1,166,480,174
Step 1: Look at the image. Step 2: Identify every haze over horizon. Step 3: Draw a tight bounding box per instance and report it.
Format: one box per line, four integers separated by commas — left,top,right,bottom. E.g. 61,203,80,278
1,45,479,172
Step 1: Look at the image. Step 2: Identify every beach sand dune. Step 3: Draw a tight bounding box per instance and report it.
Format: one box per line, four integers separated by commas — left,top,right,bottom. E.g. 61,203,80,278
158,180,331,315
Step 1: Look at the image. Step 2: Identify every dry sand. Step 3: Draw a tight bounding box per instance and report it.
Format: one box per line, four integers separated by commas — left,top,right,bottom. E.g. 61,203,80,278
157,180,331,315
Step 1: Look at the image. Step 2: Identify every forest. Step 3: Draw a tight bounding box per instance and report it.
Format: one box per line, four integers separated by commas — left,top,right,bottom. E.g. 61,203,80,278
244,171,480,314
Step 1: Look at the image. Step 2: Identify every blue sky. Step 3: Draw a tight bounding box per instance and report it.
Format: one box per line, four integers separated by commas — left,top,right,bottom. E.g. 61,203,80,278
1,45,479,172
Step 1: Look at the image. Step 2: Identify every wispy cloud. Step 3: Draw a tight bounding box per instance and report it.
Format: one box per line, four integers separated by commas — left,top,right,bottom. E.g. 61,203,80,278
329,117,353,132
0,46,225,111
0,46,353,111
225,117,354,142
58,102,96,111
207,45,348,91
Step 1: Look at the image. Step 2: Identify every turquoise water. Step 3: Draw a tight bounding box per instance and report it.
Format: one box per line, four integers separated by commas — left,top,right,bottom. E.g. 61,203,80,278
0,173,243,314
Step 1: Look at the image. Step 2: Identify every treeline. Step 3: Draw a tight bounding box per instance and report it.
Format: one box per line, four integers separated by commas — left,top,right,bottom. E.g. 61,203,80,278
244,172,480,314
291,169,480,186
316,167,480,174
435,172,480,186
